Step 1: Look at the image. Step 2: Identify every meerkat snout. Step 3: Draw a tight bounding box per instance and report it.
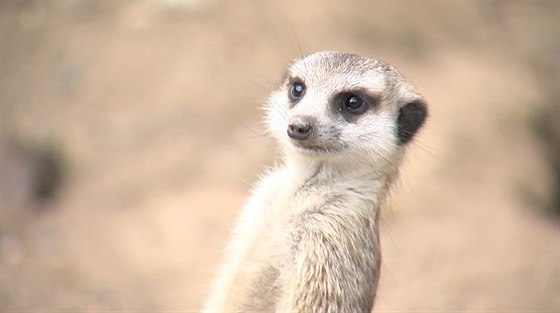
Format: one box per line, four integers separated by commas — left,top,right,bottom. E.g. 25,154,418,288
287,115,315,140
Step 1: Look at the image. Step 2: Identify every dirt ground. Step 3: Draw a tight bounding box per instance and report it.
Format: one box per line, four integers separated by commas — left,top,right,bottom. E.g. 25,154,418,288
1,1,559,312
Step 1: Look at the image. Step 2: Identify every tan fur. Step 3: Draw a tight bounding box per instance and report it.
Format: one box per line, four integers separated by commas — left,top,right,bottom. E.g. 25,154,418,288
204,51,427,313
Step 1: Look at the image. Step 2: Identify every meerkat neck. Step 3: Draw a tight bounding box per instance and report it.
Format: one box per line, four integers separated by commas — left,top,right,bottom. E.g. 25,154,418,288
284,153,398,193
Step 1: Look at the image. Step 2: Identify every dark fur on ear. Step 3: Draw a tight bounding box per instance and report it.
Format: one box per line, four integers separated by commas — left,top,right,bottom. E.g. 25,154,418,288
396,99,427,145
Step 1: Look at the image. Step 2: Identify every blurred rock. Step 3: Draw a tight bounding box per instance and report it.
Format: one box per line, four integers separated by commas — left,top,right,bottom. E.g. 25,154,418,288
0,138,64,207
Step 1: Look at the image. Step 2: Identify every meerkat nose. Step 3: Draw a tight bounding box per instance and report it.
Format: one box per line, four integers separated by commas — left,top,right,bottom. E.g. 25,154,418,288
287,115,314,140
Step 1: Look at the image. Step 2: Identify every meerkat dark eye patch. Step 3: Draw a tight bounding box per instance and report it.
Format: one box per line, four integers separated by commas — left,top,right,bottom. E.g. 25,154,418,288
396,99,427,145
334,89,379,121
287,76,306,105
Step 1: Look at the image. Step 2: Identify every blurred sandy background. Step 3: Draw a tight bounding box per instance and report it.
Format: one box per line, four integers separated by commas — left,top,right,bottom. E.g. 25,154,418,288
1,1,559,312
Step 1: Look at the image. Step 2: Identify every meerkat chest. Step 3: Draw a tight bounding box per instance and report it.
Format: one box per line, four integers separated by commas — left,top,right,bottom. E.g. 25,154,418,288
235,167,383,310
254,171,380,257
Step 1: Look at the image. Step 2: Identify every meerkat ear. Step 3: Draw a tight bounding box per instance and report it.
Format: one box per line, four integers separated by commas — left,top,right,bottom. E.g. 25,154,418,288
396,99,427,145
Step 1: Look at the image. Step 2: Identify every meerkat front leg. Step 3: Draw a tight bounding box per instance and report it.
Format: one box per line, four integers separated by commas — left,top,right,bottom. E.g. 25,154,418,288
204,171,286,312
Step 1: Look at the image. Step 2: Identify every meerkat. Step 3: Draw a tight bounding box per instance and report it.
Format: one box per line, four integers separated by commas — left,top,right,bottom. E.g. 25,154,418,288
203,51,427,313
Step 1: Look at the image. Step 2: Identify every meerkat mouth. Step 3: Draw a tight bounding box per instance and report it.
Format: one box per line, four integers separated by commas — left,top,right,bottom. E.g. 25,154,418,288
291,141,341,155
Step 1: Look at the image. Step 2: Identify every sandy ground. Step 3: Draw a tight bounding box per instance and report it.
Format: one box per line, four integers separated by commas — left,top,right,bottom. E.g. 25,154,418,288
1,1,559,312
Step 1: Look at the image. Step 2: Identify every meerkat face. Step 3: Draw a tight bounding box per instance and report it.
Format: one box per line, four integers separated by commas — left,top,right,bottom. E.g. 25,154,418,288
266,51,427,165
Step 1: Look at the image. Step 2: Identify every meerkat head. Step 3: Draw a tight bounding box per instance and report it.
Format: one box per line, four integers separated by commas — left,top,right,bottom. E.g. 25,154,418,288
266,51,427,168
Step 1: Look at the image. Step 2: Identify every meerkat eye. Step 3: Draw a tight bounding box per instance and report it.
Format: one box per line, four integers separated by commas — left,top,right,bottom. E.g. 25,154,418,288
342,93,368,115
289,82,306,101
